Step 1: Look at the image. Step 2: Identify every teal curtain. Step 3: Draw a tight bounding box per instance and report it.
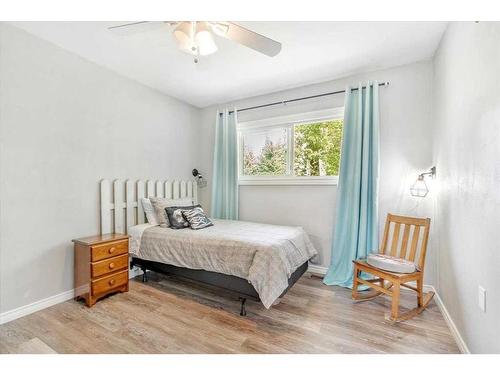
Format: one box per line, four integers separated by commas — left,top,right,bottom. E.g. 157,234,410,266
211,109,239,220
323,82,380,288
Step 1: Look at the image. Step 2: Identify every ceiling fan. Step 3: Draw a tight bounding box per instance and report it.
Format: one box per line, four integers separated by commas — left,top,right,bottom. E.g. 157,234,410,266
108,21,282,63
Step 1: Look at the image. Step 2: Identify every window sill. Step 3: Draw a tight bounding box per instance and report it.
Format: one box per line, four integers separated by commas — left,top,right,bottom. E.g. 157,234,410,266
238,176,339,186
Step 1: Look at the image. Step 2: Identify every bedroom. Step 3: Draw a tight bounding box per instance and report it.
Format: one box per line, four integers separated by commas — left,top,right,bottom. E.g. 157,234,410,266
1,0,499,371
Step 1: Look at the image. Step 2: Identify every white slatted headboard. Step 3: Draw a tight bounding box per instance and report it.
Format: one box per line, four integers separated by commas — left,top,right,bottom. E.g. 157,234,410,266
100,179,198,234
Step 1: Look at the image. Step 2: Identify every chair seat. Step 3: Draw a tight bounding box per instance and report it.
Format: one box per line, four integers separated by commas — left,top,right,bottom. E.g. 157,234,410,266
353,259,421,281
367,253,417,273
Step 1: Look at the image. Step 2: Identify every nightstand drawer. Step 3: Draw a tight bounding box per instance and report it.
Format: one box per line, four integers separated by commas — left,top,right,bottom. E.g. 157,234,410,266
92,254,128,278
92,270,128,295
91,239,128,262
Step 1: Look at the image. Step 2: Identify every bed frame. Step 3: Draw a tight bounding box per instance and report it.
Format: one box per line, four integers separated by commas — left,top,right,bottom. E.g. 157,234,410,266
130,257,308,315
100,179,308,315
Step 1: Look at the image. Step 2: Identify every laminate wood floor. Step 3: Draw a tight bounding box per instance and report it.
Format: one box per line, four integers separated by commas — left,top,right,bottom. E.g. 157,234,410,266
0,272,460,354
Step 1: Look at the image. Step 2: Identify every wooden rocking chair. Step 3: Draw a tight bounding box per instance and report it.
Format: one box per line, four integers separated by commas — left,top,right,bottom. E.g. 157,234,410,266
352,214,434,322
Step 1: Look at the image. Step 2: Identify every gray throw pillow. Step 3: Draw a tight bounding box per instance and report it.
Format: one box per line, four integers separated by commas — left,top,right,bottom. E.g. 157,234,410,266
182,207,213,230
165,205,200,229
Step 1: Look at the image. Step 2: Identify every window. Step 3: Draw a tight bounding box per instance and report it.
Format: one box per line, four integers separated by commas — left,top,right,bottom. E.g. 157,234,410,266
242,127,288,176
238,108,344,185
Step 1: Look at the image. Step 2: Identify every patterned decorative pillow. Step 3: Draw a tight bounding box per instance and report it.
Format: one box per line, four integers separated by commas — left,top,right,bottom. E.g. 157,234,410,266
182,207,213,230
165,205,200,229
149,197,194,227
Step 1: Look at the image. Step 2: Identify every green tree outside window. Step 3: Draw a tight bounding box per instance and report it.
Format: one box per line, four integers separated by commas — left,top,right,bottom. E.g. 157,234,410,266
242,119,343,177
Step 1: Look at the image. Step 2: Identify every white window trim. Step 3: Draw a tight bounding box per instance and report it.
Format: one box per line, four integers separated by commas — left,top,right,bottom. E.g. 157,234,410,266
238,108,344,186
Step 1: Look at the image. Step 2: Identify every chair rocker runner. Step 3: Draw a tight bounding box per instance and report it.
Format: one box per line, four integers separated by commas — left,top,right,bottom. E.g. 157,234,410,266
352,214,434,322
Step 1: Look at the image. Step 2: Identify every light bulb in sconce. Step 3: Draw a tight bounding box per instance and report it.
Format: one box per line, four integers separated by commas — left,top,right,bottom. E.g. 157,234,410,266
192,168,207,188
410,166,436,198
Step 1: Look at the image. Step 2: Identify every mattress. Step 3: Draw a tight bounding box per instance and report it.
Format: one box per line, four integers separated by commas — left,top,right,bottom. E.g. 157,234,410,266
128,219,318,308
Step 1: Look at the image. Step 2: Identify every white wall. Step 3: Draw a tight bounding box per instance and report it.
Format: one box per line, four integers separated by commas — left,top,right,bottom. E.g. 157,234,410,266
0,24,200,313
198,61,436,279
432,22,500,353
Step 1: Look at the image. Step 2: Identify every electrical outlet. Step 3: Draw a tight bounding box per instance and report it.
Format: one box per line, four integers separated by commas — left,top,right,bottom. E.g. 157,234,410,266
478,286,486,312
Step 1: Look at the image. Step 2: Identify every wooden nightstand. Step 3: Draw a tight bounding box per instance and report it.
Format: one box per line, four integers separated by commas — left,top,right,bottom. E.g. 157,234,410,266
73,233,129,307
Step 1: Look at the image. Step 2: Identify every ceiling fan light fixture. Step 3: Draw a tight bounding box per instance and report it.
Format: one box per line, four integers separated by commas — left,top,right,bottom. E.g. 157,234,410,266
110,21,282,59
173,22,195,53
195,22,218,56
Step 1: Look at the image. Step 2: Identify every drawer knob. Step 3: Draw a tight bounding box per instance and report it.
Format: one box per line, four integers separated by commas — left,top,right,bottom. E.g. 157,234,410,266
109,279,116,286
108,247,116,254
109,262,115,269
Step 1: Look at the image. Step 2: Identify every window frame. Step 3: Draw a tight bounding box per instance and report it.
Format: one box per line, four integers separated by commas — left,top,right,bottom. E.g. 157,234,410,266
238,108,344,186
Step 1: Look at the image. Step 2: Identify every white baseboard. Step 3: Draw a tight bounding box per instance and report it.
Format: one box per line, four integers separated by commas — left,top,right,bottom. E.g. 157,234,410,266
129,266,144,278
0,289,75,325
0,269,140,326
430,285,470,354
307,264,328,275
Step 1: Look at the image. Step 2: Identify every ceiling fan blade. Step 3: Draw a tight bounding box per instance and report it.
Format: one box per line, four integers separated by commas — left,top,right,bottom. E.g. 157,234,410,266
107,21,170,35
223,22,281,57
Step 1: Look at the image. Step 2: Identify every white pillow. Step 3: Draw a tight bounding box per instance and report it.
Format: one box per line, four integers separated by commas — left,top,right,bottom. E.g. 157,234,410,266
140,198,159,225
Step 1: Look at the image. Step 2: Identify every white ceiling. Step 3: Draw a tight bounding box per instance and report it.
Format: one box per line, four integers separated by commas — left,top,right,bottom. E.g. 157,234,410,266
10,22,447,108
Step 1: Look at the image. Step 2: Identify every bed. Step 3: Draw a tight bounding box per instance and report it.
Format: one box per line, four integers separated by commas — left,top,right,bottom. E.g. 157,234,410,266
129,219,317,314
100,179,317,315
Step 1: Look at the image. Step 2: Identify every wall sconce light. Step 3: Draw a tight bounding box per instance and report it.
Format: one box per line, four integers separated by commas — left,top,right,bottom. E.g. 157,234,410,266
410,166,436,197
192,169,207,188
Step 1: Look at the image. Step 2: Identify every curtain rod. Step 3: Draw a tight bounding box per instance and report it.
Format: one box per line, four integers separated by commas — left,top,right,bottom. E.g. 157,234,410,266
220,81,389,115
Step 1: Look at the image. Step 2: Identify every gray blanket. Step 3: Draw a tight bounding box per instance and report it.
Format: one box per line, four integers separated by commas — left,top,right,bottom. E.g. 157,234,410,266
133,219,317,308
